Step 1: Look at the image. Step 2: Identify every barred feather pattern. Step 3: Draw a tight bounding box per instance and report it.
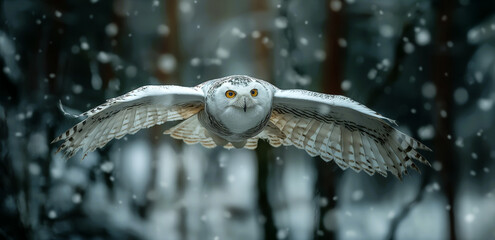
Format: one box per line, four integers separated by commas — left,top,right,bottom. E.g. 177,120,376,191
164,115,217,148
269,109,430,179
164,115,278,150
52,103,203,159
52,85,205,159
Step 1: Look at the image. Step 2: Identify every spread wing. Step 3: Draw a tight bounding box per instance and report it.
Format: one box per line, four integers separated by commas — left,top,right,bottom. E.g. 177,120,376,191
52,85,204,159
271,89,431,179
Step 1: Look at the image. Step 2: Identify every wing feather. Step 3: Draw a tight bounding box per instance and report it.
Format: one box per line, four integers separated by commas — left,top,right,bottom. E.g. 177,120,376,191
302,120,321,156
53,85,204,159
375,143,397,176
271,89,430,178
94,113,116,149
352,131,372,175
360,134,386,176
368,138,391,174
256,122,286,147
330,125,346,169
164,114,261,150
319,123,335,162
341,127,357,171
115,108,130,139
315,123,329,153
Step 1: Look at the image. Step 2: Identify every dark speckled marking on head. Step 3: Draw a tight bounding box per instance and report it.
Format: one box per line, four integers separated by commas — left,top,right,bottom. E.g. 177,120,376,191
226,75,253,87
207,75,257,96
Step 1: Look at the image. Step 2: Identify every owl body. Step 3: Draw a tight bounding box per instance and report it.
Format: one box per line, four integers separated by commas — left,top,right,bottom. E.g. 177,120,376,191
52,75,431,179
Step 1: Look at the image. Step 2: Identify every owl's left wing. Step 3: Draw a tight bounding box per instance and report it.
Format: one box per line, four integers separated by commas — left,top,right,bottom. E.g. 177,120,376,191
271,89,430,179
52,85,204,159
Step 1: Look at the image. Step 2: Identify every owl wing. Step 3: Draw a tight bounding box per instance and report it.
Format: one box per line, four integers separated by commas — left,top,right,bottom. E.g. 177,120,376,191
52,85,204,159
271,89,431,179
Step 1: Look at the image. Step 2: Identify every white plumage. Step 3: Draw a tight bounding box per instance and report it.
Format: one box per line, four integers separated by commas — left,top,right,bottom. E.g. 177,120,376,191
53,75,430,179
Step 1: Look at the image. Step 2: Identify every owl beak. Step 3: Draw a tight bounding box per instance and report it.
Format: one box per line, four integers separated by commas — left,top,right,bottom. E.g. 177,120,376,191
234,95,252,112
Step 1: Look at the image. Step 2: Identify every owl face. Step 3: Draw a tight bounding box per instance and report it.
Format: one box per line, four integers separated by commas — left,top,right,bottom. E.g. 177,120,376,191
205,76,273,134
209,79,271,112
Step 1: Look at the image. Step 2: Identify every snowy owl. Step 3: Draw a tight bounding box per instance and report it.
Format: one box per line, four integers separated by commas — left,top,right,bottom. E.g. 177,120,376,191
52,75,430,179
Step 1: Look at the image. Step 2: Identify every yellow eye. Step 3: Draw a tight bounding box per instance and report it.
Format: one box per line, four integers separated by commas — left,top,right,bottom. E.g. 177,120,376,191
225,90,236,98
250,89,258,97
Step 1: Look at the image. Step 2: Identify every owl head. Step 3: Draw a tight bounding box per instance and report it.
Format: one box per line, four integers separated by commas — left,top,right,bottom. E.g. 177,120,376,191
205,75,273,123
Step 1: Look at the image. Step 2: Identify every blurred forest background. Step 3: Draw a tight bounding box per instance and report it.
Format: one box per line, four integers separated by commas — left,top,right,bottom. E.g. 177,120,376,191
1,0,495,239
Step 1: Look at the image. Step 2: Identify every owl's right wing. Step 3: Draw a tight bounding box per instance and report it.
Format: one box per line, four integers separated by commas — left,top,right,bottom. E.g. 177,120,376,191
52,85,205,159
270,89,431,179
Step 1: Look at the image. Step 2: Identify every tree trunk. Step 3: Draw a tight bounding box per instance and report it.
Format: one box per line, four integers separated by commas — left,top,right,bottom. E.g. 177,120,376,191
252,0,277,239
433,1,457,239
316,1,346,239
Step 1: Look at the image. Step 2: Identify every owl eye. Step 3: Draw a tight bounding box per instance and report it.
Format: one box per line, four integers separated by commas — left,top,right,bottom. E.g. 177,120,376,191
225,90,237,98
250,89,258,97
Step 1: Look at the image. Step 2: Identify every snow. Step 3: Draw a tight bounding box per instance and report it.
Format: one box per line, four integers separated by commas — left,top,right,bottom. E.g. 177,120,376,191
251,30,261,38
100,161,114,173
105,23,119,37
0,31,20,81
190,57,201,66
455,137,464,148
474,71,484,83
231,27,247,38
454,87,469,105
440,109,448,118
90,62,103,90
216,47,230,59
28,163,41,175
367,69,378,80
314,49,326,61
299,37,308,45
379,24,395,38
351,189,364,201
338,38,347,47
330,0,342,12
418,124,435,140
421,82,436,99
433,161,443,171
157,24,169,36
274,17,288,29
478,98,493,111
80,41,90,51
465,213,475,223
415,29,431,46
277,228,289,239
125,65,137,78
158,54,177,73
27,133,48,157
72,193,82,204
341,79,352,91
48,210,57,219
179,1,192,13
404,42,415,54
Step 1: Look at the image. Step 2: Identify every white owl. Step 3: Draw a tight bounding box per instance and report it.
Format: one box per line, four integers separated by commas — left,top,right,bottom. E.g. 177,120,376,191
52,75,430,179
